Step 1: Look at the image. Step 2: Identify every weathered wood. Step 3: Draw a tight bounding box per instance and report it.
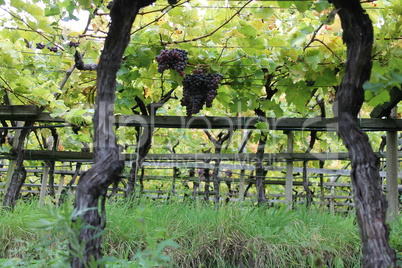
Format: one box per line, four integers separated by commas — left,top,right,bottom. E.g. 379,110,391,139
7,150,402,162
71,0,155,266
2,121,33,210
386,108,399,221
38,165,49,206
118,115,402,131
331,0,396,266
0,105,39,120
285,131,294,210
56,163,66,202
8,110,402,131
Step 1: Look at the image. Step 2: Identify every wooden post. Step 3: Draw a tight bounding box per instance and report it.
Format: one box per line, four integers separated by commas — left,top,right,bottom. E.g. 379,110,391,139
330,176,335,214
239,169,245,201
56,163,66,203
285,131,294,210
238,130,250,201
4,122,22,190
386,108,399,221
39,165,49,205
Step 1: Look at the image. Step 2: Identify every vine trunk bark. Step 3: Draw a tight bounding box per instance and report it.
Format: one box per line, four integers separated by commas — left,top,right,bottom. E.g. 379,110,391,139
2,121,33,210
331,0,396,266
72,0,155,267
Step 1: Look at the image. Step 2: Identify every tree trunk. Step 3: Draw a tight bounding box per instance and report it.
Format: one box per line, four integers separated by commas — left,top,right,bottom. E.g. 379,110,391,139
72,0,155,266
330,0,396,266
3,121,33,210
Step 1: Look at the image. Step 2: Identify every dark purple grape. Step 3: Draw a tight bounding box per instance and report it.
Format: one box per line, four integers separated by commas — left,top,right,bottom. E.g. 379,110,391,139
36,43,45,49
156,48,188,76
48,46,58,53
180,69,223,116
69,41,79,48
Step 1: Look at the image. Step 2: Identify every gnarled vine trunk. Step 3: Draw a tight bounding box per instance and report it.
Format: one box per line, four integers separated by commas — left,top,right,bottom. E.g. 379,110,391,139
72,0,155,267
331,0,396,266
2,121,33,210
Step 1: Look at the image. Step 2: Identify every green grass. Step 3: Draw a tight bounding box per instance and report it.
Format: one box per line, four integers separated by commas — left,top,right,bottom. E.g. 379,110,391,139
0,198,401,267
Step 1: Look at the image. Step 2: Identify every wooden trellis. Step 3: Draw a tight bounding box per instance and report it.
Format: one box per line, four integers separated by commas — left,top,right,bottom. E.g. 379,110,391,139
0,105,401,213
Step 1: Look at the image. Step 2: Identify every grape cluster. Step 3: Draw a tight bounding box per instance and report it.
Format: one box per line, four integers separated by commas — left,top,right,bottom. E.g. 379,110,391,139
48,46,58,53
69,41,80,48
36,43,45,49
156,48,188,76
181,69,223,116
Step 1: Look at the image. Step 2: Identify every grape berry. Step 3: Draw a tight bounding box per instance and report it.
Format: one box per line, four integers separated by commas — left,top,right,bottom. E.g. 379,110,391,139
48,46,58,53
36,43,45,49
69,41,80,48
181,69,223,116
156,48,188,76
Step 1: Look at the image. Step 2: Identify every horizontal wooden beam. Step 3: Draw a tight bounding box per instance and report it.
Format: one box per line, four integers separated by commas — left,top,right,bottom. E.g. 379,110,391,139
0,150,399,163
0,150,369,162
1,105,401,131
115,115,402,131
0,105,40,120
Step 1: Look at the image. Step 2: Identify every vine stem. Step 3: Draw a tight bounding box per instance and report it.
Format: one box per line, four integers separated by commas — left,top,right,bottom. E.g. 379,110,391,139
131,1,189,35
313,39,344,62
162,0,252,45
0,7,64,51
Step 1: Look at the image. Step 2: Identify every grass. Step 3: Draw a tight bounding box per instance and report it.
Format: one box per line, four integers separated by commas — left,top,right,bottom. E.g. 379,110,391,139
0,198,401,267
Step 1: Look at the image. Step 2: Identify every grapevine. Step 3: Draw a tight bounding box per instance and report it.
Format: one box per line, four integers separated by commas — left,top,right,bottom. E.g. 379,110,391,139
181,69,223,116
156,48,188,76
48,46,58,53
36,43,45,49
69,41,80,48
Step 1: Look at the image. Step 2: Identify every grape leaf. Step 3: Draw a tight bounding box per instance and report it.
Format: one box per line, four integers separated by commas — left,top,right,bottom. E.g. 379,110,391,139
45,4,60,16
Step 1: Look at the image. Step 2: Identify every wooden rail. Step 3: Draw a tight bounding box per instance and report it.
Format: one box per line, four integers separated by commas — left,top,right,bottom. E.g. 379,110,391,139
1,150,402,163
2,105,402,131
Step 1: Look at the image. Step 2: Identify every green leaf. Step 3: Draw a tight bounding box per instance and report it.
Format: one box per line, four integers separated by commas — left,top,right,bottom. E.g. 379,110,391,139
238,25,257,39
216,90,231,107
315,0,331,12
294,2,310,13
290,32,306,47
366,90,390,107
255,121,270,132
254,6,275,19
277,1,292,8
45,4,60,16
363,81,384,94
268,37,286,47
390,71,402,86
285,83,311,110
137,47,154,68
305,49,322,69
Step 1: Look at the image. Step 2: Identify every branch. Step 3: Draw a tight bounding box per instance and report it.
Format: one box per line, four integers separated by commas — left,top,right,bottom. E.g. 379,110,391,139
57,64,76,99
219,55,246,65
0,76,34,105
134,96,148,115
312,39,344,62
162,0,252,45
204,130,217,146
131,1,188,35
74,51,98,71
167,138,180,154
1,7,64,51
